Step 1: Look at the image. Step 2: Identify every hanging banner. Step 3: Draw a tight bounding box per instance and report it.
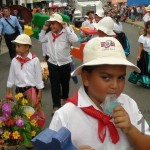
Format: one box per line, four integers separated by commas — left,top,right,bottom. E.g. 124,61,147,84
127,0,150,6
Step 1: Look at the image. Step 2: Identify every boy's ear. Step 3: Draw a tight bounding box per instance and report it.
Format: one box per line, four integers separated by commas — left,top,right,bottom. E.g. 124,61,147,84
81,70,90,87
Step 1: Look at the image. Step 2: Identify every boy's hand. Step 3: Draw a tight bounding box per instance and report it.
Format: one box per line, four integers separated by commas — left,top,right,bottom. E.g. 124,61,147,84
61,22,68,28
37,92,42,102
112,106,133,134
6,93,13,100
78,145,95,150
43,25,49,31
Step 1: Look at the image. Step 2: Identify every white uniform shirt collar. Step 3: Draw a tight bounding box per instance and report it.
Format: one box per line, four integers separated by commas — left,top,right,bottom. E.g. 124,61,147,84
52,28,66,35
78,86,101,111
16,52,32,59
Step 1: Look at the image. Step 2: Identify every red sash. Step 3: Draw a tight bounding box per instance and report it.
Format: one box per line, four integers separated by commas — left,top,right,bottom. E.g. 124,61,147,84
52,32,63,42
16,53,36,69
67,92,119,144
24,87,46,129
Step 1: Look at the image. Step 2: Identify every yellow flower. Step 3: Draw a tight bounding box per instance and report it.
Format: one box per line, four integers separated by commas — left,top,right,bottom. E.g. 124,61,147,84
0,121,3,128
26,112,32,119
21,98,28,105
12,131,20,139
30,119,37,126
15,93,23,100
3,131,11,139
31,130,36,137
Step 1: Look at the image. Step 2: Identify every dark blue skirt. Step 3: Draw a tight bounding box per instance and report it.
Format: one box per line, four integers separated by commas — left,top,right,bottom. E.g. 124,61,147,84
128,50,150,88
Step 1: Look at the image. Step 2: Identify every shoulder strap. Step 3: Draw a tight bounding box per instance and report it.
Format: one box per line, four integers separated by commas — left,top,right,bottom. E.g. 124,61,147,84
5,18,15,30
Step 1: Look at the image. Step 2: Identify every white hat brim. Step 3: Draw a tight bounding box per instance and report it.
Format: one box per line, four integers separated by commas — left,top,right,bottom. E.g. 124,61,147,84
71,57,140,76
47,18,63,23
93,23,115,35
12,40,32,46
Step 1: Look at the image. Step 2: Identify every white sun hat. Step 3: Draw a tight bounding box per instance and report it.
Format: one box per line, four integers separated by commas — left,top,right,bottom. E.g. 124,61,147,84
12,34,32,46
47,13,63,23
84,15,89,18
145,5,150,12
93,16,115,35
95,9,104,18
71,37,140,76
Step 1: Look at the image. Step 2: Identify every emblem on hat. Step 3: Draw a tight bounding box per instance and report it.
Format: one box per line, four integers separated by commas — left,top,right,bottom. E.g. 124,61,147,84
101,40,115,48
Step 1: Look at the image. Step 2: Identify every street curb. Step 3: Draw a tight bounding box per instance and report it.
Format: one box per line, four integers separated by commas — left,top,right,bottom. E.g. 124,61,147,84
125,20,144,28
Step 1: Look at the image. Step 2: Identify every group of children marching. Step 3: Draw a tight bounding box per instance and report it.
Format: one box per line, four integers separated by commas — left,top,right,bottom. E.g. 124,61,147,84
5,6,150,150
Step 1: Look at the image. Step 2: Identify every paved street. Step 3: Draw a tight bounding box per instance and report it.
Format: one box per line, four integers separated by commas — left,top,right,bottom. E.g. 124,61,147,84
0,22,150,149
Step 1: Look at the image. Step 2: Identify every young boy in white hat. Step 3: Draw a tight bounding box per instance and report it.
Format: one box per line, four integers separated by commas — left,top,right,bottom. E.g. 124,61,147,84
39,13,78,114
7,34,45,129
94,9,104,23
93,16,116,37
49,37,150,150
7,34,44,98
90,16,115,39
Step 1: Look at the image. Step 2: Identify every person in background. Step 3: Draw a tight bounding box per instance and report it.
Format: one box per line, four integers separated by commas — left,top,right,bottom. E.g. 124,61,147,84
93,16,116,37
0,7,22,59
113,14,124,45
49,37,150,150
143,5,150,24
94,9,104,23
13,9,25,30
39,13,78,115
82,15,90,27
128,21,150,88
0,9,3,18
113,14,130,56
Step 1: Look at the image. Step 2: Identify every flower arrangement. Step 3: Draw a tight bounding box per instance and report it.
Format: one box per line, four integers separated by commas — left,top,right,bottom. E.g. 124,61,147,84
0,93,41,147
41,62,49,84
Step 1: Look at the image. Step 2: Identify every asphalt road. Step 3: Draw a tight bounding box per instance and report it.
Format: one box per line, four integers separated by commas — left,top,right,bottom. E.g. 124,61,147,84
0,22,150,149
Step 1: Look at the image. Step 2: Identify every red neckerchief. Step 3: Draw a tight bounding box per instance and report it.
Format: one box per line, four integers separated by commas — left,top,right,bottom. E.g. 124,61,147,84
52,32,63,42
67,92,119,144
16,53,36,69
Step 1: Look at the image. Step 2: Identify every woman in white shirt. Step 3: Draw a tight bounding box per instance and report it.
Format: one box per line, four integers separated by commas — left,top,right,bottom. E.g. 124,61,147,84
128,21,150,88
113,14,130,56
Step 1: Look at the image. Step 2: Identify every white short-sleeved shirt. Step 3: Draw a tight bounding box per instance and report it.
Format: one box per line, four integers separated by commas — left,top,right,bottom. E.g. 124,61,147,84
50,86,150,150
138,35,150,52
113,22,123,33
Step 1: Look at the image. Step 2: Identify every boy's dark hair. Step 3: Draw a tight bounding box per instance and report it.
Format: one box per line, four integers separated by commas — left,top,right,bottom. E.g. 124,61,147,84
86,11,94,16
2,7,10,11
144,21,150,36
82,65,98,73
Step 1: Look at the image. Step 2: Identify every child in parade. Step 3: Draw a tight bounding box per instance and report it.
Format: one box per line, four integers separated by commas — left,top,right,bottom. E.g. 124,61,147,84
49,37,150,150
143,5,150,24
93,16,116,37
82,15,90,27
94,9,104,23
39,13,78,115
113,14,130,56
128,21,150,88
7,34,45,129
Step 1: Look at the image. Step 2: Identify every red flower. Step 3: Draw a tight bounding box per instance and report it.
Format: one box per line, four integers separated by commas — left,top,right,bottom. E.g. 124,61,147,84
5,94,13,101
18,136,23,141
5,118,15,127
10,134,14,140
